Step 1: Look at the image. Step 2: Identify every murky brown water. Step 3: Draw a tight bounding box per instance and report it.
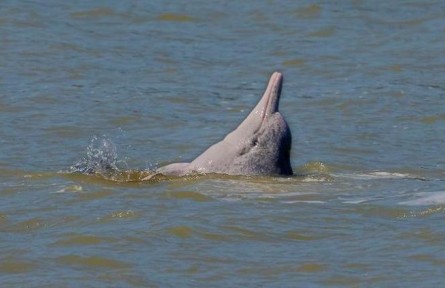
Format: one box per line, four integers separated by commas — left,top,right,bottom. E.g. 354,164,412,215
1,1,445,287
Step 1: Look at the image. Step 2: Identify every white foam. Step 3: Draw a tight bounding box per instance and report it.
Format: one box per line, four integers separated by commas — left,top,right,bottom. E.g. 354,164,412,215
281,200,325,204
335,171,413,180
342,198,373,204
399,191,445,206
54,185,83,193
213,190,321,202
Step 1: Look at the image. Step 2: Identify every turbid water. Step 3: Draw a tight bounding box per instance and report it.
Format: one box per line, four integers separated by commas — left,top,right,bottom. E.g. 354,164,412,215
1,1,445,287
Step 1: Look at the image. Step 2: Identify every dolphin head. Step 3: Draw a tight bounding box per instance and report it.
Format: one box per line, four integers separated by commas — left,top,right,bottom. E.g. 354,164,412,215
158,72,293,177
223,72,293,175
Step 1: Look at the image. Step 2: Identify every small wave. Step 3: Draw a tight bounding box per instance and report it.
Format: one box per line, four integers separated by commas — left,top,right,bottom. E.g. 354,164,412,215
342,198,375,204
295,161,331,175
54,185,83,193
334,171,416,180
399,191,445,206
281,200,326,204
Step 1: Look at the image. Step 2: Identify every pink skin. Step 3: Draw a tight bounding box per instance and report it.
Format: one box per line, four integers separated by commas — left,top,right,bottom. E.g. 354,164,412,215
152,72,292,178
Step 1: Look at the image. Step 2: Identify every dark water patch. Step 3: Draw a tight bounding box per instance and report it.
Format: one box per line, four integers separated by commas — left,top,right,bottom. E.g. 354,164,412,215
0,258,36,274
296,262,328,273
70,7,118,19
163,191,212,202
110,115,142,126
294,4,321,19
44,125,85,139
164,222,327,243
1,213,81,234
332,146,376,156
350,205,412,219
4,217,45,233
56,254,131,269
0,212,8,225
156,13,196,23
308,26,336,37
321,275,362,286
62,168,163,185
420,113,445,124
282,58,306,67
400,228,445,246
166,225,194,239
166,225,230,242
52,233,115,247
407,254,445,266
68,189,114,202
96,210,138,223
285,231,323,241
221,225,279,242
238,262,327,279
0,101,26,113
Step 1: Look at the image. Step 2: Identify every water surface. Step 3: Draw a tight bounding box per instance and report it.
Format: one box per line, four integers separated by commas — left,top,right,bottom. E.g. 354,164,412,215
1,1,445,287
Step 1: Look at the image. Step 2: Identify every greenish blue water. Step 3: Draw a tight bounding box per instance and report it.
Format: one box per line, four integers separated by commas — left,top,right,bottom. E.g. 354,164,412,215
1,1,445,287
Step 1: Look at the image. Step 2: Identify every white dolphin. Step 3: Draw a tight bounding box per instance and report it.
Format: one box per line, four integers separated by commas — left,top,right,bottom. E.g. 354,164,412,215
156,72,293,176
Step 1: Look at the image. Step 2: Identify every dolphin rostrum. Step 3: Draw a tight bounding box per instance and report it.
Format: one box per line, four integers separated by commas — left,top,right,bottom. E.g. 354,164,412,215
156,72,293,176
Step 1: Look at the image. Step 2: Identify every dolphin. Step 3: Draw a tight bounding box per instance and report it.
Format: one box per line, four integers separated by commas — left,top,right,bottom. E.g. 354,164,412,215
156,72,293,177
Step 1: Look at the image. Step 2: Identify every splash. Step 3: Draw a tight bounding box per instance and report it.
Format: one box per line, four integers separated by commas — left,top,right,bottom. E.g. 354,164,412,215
67,135,164,182
69,136,122,177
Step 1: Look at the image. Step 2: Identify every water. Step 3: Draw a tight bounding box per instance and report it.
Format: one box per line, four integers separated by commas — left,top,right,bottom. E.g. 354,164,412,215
1,0,445,286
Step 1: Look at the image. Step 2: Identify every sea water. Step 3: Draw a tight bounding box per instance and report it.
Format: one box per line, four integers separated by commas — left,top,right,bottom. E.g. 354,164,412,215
1,1,445,286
